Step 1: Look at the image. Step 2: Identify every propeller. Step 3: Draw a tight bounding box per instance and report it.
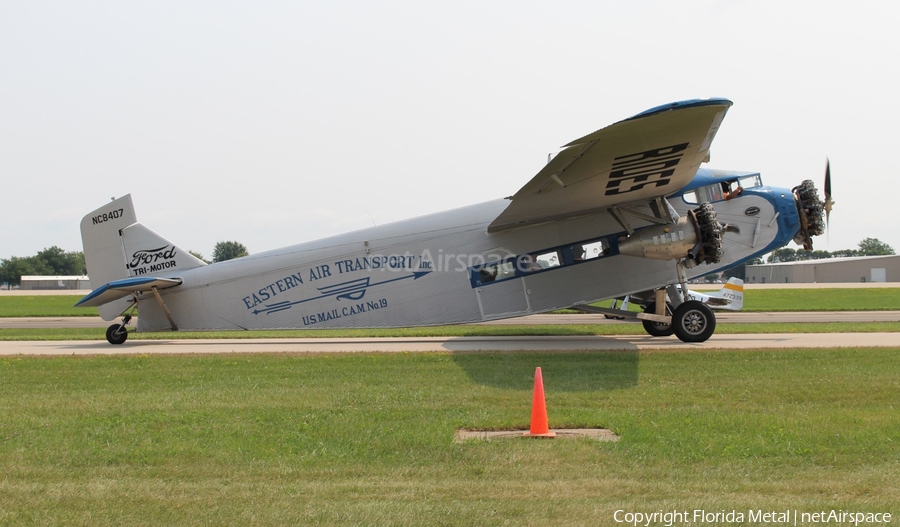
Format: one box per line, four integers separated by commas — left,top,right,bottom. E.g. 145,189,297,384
823,158,835,228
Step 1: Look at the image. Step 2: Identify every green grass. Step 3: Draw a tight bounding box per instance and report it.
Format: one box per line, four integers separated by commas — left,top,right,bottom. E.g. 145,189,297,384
0,295,98,317
741,288,900,311
2,288,900,318
1,349,898,525
1,321,899,341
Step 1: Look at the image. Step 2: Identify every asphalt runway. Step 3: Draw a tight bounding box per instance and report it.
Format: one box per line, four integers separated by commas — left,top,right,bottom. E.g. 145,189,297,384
1,309,897,356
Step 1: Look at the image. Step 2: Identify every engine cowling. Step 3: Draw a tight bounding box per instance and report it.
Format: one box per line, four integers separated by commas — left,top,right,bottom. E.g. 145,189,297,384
617,202,723,266
792,179,825,251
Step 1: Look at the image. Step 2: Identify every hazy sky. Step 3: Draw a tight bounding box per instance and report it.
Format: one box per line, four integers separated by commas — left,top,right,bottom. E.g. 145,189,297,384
2,1,898,262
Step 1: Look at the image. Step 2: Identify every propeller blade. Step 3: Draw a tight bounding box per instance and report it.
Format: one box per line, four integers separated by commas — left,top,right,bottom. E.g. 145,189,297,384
824,158,834,227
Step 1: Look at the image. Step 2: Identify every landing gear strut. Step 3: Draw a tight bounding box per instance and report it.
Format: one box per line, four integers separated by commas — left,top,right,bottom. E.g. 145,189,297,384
597,199,725,343
105,302,136,345
642,301,674,337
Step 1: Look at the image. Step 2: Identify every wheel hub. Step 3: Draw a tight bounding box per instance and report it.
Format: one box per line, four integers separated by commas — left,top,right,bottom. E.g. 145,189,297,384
681,309,707,335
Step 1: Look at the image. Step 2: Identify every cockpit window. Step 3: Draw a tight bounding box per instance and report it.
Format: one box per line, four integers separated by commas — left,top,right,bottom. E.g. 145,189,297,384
738,174,762,189
683,174,764,204
683,183,724,204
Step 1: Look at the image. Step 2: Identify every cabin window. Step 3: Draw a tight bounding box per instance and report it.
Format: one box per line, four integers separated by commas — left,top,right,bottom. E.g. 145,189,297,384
469,235,618,287
527,250,560,271
571,238,610,261
478,260,516,283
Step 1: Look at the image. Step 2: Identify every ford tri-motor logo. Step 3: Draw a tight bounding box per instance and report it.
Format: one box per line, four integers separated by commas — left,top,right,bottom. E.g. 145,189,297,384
744,206,761,216
128,245,177,274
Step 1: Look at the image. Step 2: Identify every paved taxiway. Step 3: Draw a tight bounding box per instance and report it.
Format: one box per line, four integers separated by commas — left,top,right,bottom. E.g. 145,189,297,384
1,332,897,356
1,311,898,355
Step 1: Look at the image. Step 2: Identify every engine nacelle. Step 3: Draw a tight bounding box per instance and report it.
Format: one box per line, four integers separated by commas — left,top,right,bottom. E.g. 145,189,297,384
617,202,724,266
618,216,697,261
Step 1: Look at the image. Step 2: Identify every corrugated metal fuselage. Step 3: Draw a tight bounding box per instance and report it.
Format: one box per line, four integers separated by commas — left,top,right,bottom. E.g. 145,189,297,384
136,181,795,333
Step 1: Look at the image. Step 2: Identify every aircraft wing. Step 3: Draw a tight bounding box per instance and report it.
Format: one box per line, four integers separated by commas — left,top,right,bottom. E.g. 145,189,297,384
74,276,183,308
488,98,732,233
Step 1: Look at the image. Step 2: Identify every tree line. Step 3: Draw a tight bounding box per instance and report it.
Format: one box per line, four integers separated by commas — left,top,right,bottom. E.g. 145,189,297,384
1,241,248,288
0,247,86,287
766,237,894,263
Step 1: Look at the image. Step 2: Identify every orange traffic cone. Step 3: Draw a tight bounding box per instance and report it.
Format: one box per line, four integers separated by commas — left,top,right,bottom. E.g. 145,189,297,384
524,367,556,438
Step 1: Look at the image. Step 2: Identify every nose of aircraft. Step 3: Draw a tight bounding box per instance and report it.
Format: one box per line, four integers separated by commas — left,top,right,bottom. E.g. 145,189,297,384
791,179,827,250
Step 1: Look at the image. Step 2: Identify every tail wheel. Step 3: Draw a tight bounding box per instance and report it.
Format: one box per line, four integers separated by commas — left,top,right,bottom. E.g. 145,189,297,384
106,323,128,345
672,300,716,343
642,302,675,337
692,203,724,265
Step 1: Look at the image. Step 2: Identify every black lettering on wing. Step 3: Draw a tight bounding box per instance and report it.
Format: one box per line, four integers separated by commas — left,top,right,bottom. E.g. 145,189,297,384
605,142,689,196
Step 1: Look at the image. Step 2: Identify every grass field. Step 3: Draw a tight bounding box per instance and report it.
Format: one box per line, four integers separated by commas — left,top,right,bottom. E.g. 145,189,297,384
2,290,898,524
1,349,898,525
2,287,899,317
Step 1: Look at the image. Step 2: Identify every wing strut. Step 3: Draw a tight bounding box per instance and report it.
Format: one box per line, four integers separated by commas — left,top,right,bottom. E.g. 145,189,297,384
98,283,180,344
150,286,179,331
609,196,680,234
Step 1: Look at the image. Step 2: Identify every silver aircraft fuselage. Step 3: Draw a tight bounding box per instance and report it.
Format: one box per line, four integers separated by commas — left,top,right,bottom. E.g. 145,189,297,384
133,169,797,332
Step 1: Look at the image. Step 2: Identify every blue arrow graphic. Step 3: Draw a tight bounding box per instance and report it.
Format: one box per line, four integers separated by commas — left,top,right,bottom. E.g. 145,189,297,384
253,270,432,315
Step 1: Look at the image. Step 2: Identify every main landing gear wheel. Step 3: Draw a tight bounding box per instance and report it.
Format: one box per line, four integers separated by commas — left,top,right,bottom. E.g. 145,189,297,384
642,302,675,337
672,300,716,343
106,323,128,345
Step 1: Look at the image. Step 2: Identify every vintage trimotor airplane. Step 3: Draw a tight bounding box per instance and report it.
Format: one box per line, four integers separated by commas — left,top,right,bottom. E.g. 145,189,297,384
76,98,831,344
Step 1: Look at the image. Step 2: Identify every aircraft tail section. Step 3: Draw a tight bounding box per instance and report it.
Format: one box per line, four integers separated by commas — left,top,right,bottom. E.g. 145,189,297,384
120,222,207,278
80,195,139,290
705,277,744,311
79,194,206,319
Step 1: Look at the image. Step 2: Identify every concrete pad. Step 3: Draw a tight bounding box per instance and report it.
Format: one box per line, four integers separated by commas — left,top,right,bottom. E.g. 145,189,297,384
455,428,619,442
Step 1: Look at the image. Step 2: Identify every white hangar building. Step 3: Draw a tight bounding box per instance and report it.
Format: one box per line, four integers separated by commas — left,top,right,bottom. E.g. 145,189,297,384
746,255,900,284
19,275,91,290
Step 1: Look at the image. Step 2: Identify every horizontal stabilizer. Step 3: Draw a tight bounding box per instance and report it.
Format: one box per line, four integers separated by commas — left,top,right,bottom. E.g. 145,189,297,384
75,276,183,308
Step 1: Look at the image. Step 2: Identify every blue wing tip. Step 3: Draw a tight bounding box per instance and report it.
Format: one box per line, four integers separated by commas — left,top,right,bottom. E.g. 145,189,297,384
73,276,170,307
624,98,733,122
75,284,109,307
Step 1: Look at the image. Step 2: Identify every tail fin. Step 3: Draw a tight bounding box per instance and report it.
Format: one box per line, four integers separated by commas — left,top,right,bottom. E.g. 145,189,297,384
80,194,206,319
706,277,744,311
120,222,207,277
80,195,139,289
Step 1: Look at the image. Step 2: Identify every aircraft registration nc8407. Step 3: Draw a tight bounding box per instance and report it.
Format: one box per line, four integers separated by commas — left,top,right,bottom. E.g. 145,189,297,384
77,99,829,344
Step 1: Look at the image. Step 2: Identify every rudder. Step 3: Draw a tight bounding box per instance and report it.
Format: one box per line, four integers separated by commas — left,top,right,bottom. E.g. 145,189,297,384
80,194,207,320
80,195,138,289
